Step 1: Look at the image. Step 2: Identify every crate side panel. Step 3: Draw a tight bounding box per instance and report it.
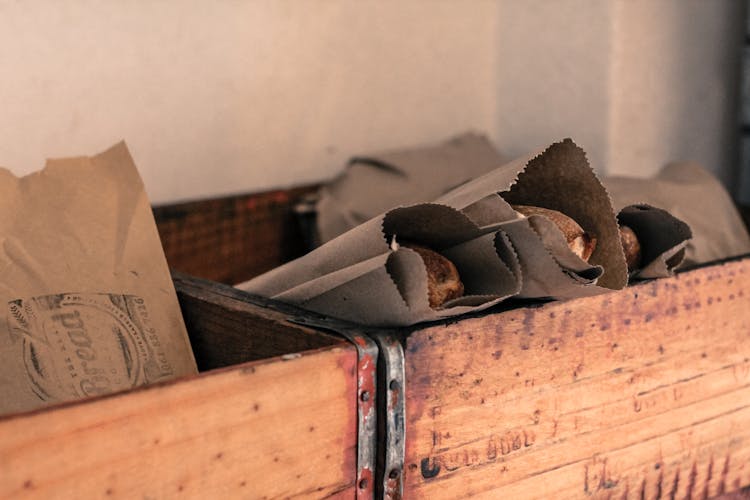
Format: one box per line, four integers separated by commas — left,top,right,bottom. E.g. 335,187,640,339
173,272,345,370
403,258,750,499
0,347,357,499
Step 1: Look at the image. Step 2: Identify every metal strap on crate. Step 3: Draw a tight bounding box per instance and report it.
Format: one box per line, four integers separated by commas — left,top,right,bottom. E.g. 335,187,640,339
291,316,379,500
369,332,406,500
290,316,406,500
173,273,406,499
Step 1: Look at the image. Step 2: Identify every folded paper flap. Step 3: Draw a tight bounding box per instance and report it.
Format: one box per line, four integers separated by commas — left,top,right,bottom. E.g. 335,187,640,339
301,266,422,327
500,219,608,300
441,232,521,297
637,242,689,279
495,230,523,285
436,154,530,210
462,193,521,227
385,249,430,311
0,142,196,415
618,204,691,265
383,203,485,250
526,215,604,279
502,138,627,290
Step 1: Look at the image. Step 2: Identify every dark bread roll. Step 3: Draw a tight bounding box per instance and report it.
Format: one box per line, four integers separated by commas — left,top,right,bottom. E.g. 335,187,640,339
618,225,642,273
512,205,597,262
402,243,464,308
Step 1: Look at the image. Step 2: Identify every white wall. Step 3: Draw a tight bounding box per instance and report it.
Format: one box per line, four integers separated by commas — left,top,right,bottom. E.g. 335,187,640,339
0,1,743,204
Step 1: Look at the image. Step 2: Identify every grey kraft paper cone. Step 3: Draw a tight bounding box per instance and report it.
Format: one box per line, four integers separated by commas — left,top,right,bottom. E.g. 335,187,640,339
604,162,750,271
239,139,627,326
444,139,628,295
243,204,522,326
0,142,197,415
616,205,691,279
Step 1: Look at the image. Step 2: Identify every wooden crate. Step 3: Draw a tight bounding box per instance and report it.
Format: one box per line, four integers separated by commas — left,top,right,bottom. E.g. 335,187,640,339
5,185,748,499
400,256,750,499
0,273,359,500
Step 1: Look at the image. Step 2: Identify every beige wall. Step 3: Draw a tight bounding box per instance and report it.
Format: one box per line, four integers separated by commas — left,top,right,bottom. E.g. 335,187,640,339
495,0,743,184
0,1,743,203
0,1,500,203
495,0,614,174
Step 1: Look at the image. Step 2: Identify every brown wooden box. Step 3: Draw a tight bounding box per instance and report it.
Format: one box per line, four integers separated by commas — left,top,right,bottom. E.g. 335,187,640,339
0,274,359,499
2,187,749,500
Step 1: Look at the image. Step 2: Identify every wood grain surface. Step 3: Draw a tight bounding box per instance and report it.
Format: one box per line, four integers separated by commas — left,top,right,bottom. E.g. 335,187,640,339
154,186,317,284
173,271,346,371
403,257,750,499
0,344,357,499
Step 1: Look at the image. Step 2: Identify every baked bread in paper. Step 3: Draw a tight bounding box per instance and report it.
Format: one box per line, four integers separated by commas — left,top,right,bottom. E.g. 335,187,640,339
316,132,749,271
612,204,692,278
241,134,750,326
239,139,629,326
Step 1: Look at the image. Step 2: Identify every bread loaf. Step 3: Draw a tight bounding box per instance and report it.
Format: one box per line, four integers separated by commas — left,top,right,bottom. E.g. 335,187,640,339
512,205,597,262
619,225,642,273
402,243,464,308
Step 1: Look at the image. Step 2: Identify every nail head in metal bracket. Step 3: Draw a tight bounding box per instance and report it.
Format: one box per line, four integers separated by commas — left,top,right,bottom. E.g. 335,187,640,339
290,316,378,500
369,331,406,500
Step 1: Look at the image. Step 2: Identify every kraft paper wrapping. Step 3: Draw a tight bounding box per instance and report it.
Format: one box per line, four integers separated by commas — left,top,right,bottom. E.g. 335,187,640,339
613,204,692,279
239,139,628,326
0,142,197,415
316,133,749,273
276,133,750,327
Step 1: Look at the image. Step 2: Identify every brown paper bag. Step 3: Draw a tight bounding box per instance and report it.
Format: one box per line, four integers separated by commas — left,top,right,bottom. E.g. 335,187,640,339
240,139,626,326
604,163,750,271
0,142,197,415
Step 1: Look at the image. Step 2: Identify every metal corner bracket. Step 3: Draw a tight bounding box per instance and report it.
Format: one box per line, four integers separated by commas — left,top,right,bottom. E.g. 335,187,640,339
290,317,406,500
291,316,380,500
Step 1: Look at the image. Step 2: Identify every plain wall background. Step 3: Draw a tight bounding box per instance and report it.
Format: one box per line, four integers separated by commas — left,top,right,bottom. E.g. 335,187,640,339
0,0,743,204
